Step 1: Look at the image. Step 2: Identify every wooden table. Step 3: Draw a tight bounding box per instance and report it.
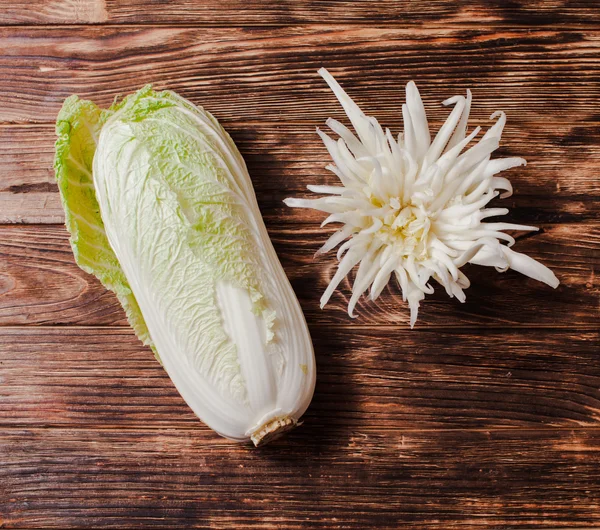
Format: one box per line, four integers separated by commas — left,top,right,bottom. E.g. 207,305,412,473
1,1,599,528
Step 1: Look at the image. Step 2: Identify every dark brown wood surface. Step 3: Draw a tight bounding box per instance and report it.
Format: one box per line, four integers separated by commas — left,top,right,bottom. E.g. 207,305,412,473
0,2,599,528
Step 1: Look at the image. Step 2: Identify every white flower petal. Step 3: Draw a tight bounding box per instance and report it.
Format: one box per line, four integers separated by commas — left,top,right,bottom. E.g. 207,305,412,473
491,176,514,198
307,184,346,195
405,81,431,162
317,225,355,256
317,129,363,187
483,111,507,140
320,246,366,308
425,96,466,168
484,157,527,179
349,248,383,317
501,246,560,288
318,68,378,154
445,89,472,152
326,118,366,157
370,255,398,301
402,103,417,164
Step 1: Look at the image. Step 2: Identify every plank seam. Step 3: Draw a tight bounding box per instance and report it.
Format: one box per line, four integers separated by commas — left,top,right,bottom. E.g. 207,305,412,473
2,425,600,432
0,23,599,30
0,324,597,331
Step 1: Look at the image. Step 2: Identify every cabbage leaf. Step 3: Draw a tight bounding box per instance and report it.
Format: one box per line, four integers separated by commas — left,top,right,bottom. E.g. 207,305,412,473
54,94,156,354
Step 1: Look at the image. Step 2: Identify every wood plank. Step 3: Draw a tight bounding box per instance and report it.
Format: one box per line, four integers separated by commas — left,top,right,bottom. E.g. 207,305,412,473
1,326,599,430
0,224,596,328
0,0,108,24
1,0,599,27
1,426,599,528
1,122,599,224
0,26,598,126
0,124,63,223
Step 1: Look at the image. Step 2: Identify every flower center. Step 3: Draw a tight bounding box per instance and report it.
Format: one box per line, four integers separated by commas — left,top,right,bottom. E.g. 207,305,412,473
374,197,431,259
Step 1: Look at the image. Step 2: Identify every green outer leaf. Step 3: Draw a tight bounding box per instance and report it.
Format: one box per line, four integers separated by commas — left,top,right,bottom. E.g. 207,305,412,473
54,93,158,360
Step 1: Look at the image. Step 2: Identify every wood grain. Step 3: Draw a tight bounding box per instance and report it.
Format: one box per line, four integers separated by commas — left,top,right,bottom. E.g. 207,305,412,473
0,26,598,125
1,0,599,27
2,426,600,529
1,122,599,224
1,326,599,430
0,224,596,328
0,4,599,529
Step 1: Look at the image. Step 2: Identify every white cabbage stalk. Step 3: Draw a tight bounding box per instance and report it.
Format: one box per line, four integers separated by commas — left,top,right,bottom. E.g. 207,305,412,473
54,87,315,445
285,69,559,326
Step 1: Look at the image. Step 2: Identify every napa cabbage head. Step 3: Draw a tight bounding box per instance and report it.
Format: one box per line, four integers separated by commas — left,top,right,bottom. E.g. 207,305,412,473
54,87,315,444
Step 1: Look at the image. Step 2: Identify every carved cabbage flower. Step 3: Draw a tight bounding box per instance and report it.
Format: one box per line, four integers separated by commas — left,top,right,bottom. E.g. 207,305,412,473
285,69,559,326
